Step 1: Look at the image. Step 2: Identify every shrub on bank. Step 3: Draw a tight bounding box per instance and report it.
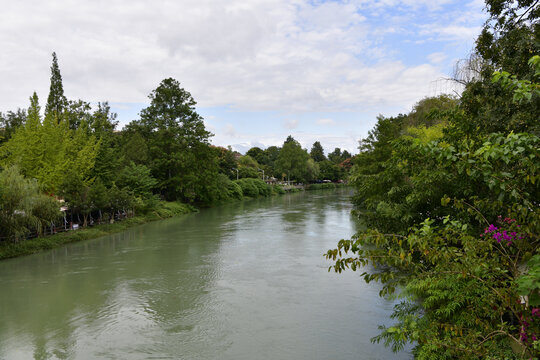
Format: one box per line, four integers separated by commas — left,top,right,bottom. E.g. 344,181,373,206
235,178,259,197
227,181,243,199
253,179,271,196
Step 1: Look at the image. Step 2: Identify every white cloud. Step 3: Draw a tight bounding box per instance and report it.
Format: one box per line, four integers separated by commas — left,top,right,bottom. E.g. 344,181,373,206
428,52,447,64
284,119,299,129
0,0,479,115
224,123,237,137
419,24,482,42
316,118,336,126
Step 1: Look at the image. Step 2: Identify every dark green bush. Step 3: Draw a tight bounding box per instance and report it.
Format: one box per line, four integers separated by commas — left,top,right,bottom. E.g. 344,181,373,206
227,180,243,199
235,179,259,197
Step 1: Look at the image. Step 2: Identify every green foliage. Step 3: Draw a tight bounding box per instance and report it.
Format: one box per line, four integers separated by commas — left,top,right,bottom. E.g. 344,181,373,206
275,136,310,182
0,167,61,240
235,178,259,197
246,147,268,165
0,108,26,144
403,122,446,143
226,178,244,199
305,158,320,182
517,253,540,306
117,162,157,197
237,155,261,179
214,145,237,179
44,52,67,118
493,55,540,103
234,178,271,198
1,94,100,194
310,141,326,162
0,200,195,260
238,167,259,179
319,160,342,182
129,77,212,202
405,95,458,128
332,49,540,357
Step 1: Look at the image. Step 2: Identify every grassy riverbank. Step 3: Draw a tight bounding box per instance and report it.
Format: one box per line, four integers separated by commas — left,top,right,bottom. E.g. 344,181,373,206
0,201,195,261
0,183,348,260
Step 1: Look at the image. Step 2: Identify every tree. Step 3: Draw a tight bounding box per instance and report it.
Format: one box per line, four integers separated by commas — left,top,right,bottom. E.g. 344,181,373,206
214,146,237,179
275,136,309,182
87,102,121,186
117,162,157,198
456,0,540,136
63,99,92,130
405,95,458,128
319,160,341,182
328,46,540,357
237,155,260,179
264,146,280,175
328,148,342,164
1,94,100,194
129,78,212,201
305,158,320,182
44,52,67,118
120,131,149,165
327,131,540,358
246,147,268,165
310,141,326,162
0,166,61,240
0,108,26,144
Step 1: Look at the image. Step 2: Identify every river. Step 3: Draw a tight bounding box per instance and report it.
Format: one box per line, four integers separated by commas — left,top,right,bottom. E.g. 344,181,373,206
0,189,410,359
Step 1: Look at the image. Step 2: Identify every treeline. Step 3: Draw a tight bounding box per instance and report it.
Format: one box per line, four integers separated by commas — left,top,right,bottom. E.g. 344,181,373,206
0,54,352,241
327,0,539,358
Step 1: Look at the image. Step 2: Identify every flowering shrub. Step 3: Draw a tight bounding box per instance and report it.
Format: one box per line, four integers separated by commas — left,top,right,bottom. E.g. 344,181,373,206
482,217,523,245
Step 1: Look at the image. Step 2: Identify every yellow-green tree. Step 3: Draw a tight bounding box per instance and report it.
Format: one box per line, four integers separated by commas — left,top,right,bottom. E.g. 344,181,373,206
0,94,100,194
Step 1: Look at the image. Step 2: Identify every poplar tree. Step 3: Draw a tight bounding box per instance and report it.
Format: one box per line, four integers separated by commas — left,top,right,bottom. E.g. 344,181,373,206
44,52,67,118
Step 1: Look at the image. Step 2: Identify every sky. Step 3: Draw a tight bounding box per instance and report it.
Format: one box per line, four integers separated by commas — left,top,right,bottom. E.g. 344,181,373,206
0,0,488,154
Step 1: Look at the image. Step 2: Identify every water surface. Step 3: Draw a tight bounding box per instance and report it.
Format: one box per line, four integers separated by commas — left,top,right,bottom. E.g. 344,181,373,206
0,189,409,359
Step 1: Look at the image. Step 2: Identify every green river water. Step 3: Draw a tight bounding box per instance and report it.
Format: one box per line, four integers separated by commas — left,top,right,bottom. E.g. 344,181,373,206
0,189,410,359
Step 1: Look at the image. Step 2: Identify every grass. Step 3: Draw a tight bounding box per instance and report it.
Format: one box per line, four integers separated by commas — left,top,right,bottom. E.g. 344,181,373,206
0,201,196,260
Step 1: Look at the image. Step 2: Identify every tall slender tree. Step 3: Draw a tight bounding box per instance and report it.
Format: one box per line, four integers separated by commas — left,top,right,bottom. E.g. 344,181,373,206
44,52,67,119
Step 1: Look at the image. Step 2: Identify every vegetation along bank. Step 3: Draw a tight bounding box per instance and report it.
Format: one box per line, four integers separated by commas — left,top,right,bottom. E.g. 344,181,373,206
0,55,353,259
326,0,540,358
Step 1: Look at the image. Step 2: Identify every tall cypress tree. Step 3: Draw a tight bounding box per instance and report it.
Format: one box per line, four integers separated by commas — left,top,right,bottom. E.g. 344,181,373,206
44,52,67,118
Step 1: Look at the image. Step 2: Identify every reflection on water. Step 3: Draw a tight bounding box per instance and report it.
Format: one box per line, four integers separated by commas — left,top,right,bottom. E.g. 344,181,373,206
0,189,410,359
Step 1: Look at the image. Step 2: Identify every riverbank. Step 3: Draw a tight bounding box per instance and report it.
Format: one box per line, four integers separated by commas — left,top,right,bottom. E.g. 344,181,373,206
0,183,349,261
0,201,195,260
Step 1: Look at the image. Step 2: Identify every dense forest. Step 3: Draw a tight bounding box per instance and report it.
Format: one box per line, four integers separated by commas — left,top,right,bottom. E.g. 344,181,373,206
327,0,539,358
0,54,353,242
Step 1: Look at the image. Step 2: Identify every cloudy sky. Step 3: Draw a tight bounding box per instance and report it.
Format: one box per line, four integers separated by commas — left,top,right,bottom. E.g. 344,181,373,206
1,0,487,154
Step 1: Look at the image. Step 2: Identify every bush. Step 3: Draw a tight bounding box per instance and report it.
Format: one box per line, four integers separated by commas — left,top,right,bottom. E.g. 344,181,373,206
227,180,243,199
272,184,285,194
235,178,259,197
252,178,271,196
